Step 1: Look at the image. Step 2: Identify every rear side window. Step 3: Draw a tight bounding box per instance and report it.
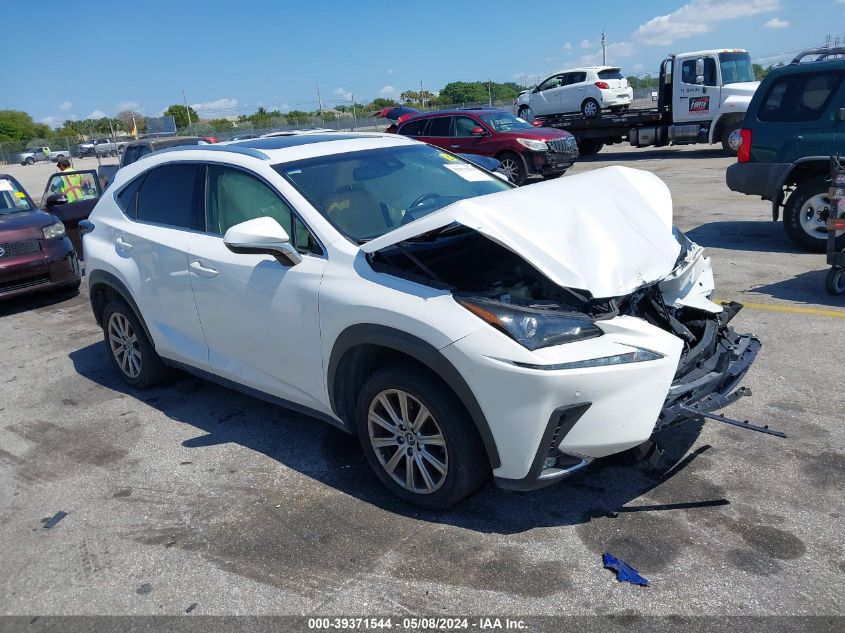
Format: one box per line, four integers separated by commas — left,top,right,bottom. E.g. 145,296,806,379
598,69,623,80
427,117,452,136
398,118,428,136
759,71,845,122
568,72,587,84
116,175,144,216
135,163,202,229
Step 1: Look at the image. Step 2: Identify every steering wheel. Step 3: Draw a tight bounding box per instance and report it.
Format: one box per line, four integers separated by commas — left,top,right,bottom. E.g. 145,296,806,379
402,193,441,225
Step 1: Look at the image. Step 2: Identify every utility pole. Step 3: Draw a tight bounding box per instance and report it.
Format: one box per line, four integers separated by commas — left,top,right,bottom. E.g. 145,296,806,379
601,30,607,65
351,94,357,132
316,81,323,115
182,89,192,127
420,80,425,108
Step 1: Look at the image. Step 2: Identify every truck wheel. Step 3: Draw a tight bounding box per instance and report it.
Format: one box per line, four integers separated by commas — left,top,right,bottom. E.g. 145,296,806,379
518,106,534,122
825,268,845,295
581,98,601,118
497,151,527,185
355,362,489,509
721,126,742,154
783,178,845,253
25,157,34,165
577,139,604,156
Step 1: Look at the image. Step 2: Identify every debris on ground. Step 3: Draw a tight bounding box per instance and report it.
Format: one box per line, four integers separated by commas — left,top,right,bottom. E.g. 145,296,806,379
602,552,650,586
185,603,198,614
41,512,67,529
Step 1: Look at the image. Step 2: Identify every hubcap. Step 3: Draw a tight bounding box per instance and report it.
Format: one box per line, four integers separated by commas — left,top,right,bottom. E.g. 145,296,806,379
500,159,519,183
519,107,534,122
367,389,448,494
799,193,836,240
584,101,597,117
728,129,742,151
108,313,141,378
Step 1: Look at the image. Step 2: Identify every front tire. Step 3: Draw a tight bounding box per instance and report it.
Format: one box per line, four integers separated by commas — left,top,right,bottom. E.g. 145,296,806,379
577,139,604,156
783,178,845,253
25,157,34,165
518,105,534,122
102,300,168,388
826,268,845,295
355,363,489,509
721,125,742,154
497,151,527,185
581,98,601,118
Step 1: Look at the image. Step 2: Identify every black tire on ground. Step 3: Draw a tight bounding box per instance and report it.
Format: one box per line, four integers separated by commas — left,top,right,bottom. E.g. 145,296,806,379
354,362,489,509
721,125,742,154
101,299,169,389
518,106,533,121
25,157,34,165
581,98,601,118
55,154,65,160
497,151,528,185
783,178,845,253
577,139,604,156
825,268,845,295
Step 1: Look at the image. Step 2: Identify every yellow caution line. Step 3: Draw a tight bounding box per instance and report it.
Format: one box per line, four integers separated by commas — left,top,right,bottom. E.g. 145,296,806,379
716,299,845,319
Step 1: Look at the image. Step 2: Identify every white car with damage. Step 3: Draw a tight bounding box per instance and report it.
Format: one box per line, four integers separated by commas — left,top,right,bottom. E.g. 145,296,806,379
81,133,761,508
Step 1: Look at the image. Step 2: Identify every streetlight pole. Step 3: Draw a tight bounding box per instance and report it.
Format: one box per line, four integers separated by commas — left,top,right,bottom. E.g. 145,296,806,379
601,30,607,65
182,89,192,128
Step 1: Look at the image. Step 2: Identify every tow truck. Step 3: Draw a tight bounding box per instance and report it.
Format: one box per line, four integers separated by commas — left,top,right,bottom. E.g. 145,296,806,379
528,49,759,155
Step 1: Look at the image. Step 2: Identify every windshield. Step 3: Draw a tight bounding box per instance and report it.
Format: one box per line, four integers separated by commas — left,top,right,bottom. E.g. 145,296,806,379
480,112,534,132
0,178,34,214
275,144,512,242
719,52,755,84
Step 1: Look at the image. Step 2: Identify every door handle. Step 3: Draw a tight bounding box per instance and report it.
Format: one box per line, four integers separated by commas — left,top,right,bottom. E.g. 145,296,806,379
190,260,218,277
450,145,460,149
114,236,132,250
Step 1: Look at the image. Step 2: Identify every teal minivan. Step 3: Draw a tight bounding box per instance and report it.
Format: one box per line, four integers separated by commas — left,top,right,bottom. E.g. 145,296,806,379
726,47,845,252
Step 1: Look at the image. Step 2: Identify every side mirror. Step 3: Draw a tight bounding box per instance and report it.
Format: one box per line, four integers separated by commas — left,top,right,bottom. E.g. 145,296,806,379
470,126,485,136
695,57,705,85
44,193,68,208
223,216,302,266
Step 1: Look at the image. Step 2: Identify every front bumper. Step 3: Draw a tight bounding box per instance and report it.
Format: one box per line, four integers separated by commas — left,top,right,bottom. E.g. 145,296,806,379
0,236,80,300
528,148,579,176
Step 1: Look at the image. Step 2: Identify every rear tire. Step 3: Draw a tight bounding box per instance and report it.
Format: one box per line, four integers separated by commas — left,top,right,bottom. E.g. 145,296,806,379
783,178,844,253
497,151,527,185
825,268,845,296
354,362,489,509
102,300,168,389
577,139,604,156
581,98,601,118
518,106,534,122
25,157,34,165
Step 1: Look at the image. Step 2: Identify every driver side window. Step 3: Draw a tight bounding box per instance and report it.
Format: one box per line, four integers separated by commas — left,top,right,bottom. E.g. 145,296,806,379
538,75,563,91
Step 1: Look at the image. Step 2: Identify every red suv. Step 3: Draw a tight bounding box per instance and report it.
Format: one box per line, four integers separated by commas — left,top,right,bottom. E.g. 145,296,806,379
394,108,578,185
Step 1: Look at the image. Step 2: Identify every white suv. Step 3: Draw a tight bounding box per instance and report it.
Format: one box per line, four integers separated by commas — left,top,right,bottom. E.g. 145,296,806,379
82,133,759,508
517,66,634,119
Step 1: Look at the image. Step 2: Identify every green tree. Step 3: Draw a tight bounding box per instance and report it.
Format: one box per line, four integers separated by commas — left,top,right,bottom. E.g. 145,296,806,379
367,97,398,110
0,110,49,143
164,104,199,128
285,110,310,124
208,118,234,131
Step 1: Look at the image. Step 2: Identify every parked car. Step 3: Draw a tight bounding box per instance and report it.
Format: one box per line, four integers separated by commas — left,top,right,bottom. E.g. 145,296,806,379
393,109,578,185
98,136,204,189
0,174,80,299
77,139,125,158
727,47,845,252
17,147,69,165
83,134,759,508
517,66,634,119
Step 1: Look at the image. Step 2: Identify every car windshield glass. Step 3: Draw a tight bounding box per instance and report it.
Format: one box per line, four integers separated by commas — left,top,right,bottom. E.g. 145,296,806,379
275,144,512,243
480,112,534,132
0,178,33,213
719,52,755,84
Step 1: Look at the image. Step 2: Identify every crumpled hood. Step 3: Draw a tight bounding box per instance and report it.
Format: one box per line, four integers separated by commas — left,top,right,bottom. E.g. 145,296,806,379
362,166,681,299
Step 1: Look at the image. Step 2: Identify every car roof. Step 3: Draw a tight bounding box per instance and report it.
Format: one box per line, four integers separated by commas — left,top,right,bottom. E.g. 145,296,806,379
146,132,418,164
402,108,505,119
124,136,203,149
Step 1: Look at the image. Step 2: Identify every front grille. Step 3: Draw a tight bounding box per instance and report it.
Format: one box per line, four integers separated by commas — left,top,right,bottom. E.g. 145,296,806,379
547,137,577,153
0,274,50,293
0,238,41,258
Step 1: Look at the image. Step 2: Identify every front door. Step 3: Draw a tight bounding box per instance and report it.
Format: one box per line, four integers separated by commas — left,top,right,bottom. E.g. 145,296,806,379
673,55,719,123
530,74,565,115
449,116,489,156
42,169,101,256
187,164,329,413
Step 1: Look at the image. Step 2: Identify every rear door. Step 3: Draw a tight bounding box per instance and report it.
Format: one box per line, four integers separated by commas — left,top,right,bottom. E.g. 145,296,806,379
418,116,453,149
113,162,209,369
42,170,101,256
561,71,586,112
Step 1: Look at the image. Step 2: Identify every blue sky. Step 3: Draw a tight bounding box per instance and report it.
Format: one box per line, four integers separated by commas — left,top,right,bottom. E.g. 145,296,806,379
2,0,842,125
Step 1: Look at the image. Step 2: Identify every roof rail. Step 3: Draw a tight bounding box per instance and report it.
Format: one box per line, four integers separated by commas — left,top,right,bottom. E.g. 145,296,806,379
151,144,270,160
790,46,845,64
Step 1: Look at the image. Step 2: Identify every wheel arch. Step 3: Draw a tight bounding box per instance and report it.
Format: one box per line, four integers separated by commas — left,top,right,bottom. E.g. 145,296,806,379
87,269,155,347
771,158,830,221
709,112,744,145
327,324,501,469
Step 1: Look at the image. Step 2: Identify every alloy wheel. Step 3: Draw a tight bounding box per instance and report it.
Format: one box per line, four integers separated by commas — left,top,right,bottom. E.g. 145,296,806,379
583,101,598,117
108,312,141,378
799,193,833,240
500,158,519,183
367,389,448,494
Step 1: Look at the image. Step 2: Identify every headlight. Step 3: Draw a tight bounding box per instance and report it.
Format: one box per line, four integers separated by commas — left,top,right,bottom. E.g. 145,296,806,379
516,138,548,151
42,222,66,239
512,347,664,371
458,297,602,350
